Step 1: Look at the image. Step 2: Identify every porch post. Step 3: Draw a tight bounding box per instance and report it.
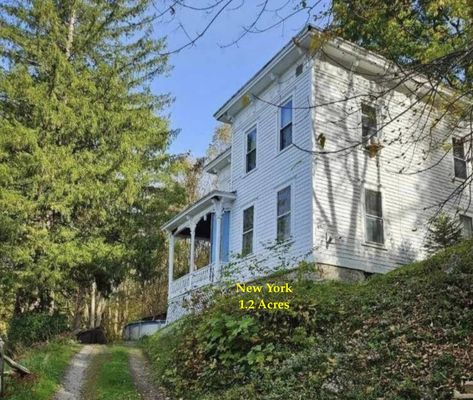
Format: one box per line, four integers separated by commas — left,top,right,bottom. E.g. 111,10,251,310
188,220,196,290
167,232,175,297
212,199,223,282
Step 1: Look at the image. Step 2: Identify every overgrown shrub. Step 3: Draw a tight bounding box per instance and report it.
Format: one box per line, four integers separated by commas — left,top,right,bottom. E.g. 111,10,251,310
143,241,473,400
8,312,69,349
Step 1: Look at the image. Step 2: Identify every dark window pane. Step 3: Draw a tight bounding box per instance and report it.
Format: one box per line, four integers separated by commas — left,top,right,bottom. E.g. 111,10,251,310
246,149,256,172
366,217,384,244
280,123,293,150
281,100,292,128
242,231,253,256
277,214,291,241
365,189,382,217
277,186,291,216
454,158,467,179
362,103,377,139
453,138,465,159
247,129,256,151
243,206,254,232
460,215,473,238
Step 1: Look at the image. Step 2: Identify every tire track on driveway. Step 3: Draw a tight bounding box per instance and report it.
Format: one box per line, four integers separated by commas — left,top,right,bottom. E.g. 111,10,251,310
54,345,100,400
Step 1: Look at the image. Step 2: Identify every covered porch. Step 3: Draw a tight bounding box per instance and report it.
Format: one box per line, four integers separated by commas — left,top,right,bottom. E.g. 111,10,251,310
162,190,236,299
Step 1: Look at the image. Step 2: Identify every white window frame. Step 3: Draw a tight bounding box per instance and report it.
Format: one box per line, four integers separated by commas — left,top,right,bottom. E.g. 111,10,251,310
452,137,468,180
242,205,255,256
363,187,385,245
276,185,292,242
278,97,294,152
361,102,378,145
245,126,257,174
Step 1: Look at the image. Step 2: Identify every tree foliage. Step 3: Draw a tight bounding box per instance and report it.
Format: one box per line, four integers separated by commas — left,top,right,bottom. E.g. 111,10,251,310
424,212,463,254
332,0,473,87
0,0,186,323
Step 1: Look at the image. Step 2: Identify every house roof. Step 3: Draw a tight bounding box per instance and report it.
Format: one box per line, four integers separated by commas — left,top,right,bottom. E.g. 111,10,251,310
203,147,231,174
161,190,236,232
214,24,460,123
214,25,317,123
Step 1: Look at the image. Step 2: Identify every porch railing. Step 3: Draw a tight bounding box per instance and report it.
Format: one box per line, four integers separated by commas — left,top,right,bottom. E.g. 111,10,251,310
170,262,224,299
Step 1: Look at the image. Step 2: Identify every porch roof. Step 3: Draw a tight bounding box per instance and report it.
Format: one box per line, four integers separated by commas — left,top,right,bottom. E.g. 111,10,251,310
161,190,236,233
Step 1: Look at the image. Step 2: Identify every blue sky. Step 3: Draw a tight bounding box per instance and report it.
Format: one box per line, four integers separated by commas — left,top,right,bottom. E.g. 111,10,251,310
152,3,319,157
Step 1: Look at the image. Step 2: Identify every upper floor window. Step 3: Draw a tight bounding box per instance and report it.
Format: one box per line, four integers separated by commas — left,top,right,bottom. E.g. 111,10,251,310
280,99,293,150
460,215,473,238
277,186,291,241
453,137,467,180
242,206,254,256
361,103,377,143
365,189,384,244
246,127,257,173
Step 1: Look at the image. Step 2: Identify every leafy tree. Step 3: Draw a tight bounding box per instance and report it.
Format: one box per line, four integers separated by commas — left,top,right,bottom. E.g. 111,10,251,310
206,123,232,160
424,212,463,254
0,0,185,322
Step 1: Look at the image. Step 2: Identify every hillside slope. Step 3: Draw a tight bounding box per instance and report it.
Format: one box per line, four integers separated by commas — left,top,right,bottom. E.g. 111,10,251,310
144,242,473,400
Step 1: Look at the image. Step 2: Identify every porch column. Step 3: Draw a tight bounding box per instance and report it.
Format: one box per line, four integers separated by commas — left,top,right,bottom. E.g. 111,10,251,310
188,220,196,290
212,199,223,282
167,232,175,297
189,221,196,273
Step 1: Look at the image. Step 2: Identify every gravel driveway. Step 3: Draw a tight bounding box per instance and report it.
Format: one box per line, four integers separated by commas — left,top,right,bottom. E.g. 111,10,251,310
128,347,169,400
53,345,100,400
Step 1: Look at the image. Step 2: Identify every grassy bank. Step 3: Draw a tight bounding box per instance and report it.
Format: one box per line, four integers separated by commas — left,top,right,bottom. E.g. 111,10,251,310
143,241,473,400
82,346,141,400
5,338,80,400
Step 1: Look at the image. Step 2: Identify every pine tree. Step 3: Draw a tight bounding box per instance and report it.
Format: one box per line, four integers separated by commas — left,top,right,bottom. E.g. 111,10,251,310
424,213,463,255
0,0,185,318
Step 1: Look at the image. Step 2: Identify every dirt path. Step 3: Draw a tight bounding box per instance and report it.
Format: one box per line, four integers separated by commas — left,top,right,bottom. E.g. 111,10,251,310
128,347,169,400
54,345,101,400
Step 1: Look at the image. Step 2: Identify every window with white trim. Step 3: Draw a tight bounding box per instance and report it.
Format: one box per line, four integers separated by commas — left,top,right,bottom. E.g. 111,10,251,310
453,138,467,179
277,186,291,241
460,215,473,238
361,103,377,143
365,189,384,244
246,127,257,173
242,206,254,256
279,99,293,150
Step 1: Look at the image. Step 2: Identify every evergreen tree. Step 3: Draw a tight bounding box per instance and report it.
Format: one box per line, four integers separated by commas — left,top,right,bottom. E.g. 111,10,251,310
424,213,463,254
0,0,186,318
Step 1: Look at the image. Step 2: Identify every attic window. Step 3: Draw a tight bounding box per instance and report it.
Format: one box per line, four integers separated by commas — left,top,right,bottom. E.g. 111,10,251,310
295,64,303,77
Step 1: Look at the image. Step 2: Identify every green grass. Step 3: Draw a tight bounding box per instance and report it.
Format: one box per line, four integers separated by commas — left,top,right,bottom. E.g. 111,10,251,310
143,241,473,400
83,346,141,400
6,338,80,400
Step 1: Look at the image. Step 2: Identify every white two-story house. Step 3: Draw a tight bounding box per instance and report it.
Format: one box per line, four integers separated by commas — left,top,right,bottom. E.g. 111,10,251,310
162,25,473,323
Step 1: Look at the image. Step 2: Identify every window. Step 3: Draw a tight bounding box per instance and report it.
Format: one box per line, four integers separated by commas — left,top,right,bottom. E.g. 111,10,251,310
460,215,473,238
277,186,291,241
280,99,293,150
453,138,467,180
361,103,377,143
295,64,303,77
246,127,257,173
242,206,254,256
365,189,384,244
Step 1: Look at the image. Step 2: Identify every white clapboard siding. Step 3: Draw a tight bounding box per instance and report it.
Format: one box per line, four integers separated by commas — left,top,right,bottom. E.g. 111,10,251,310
311,55,471,274
227,57,315,274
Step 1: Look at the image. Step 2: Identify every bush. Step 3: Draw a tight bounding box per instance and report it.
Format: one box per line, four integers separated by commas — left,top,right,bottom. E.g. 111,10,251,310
8,312,69,349
143,241,473,400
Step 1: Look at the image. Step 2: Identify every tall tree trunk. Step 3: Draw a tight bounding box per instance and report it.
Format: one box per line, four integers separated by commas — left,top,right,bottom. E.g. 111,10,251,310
113,296,119,337
90,280,96,329
72,287,85,330
65,6,76,59
95,295,106,327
